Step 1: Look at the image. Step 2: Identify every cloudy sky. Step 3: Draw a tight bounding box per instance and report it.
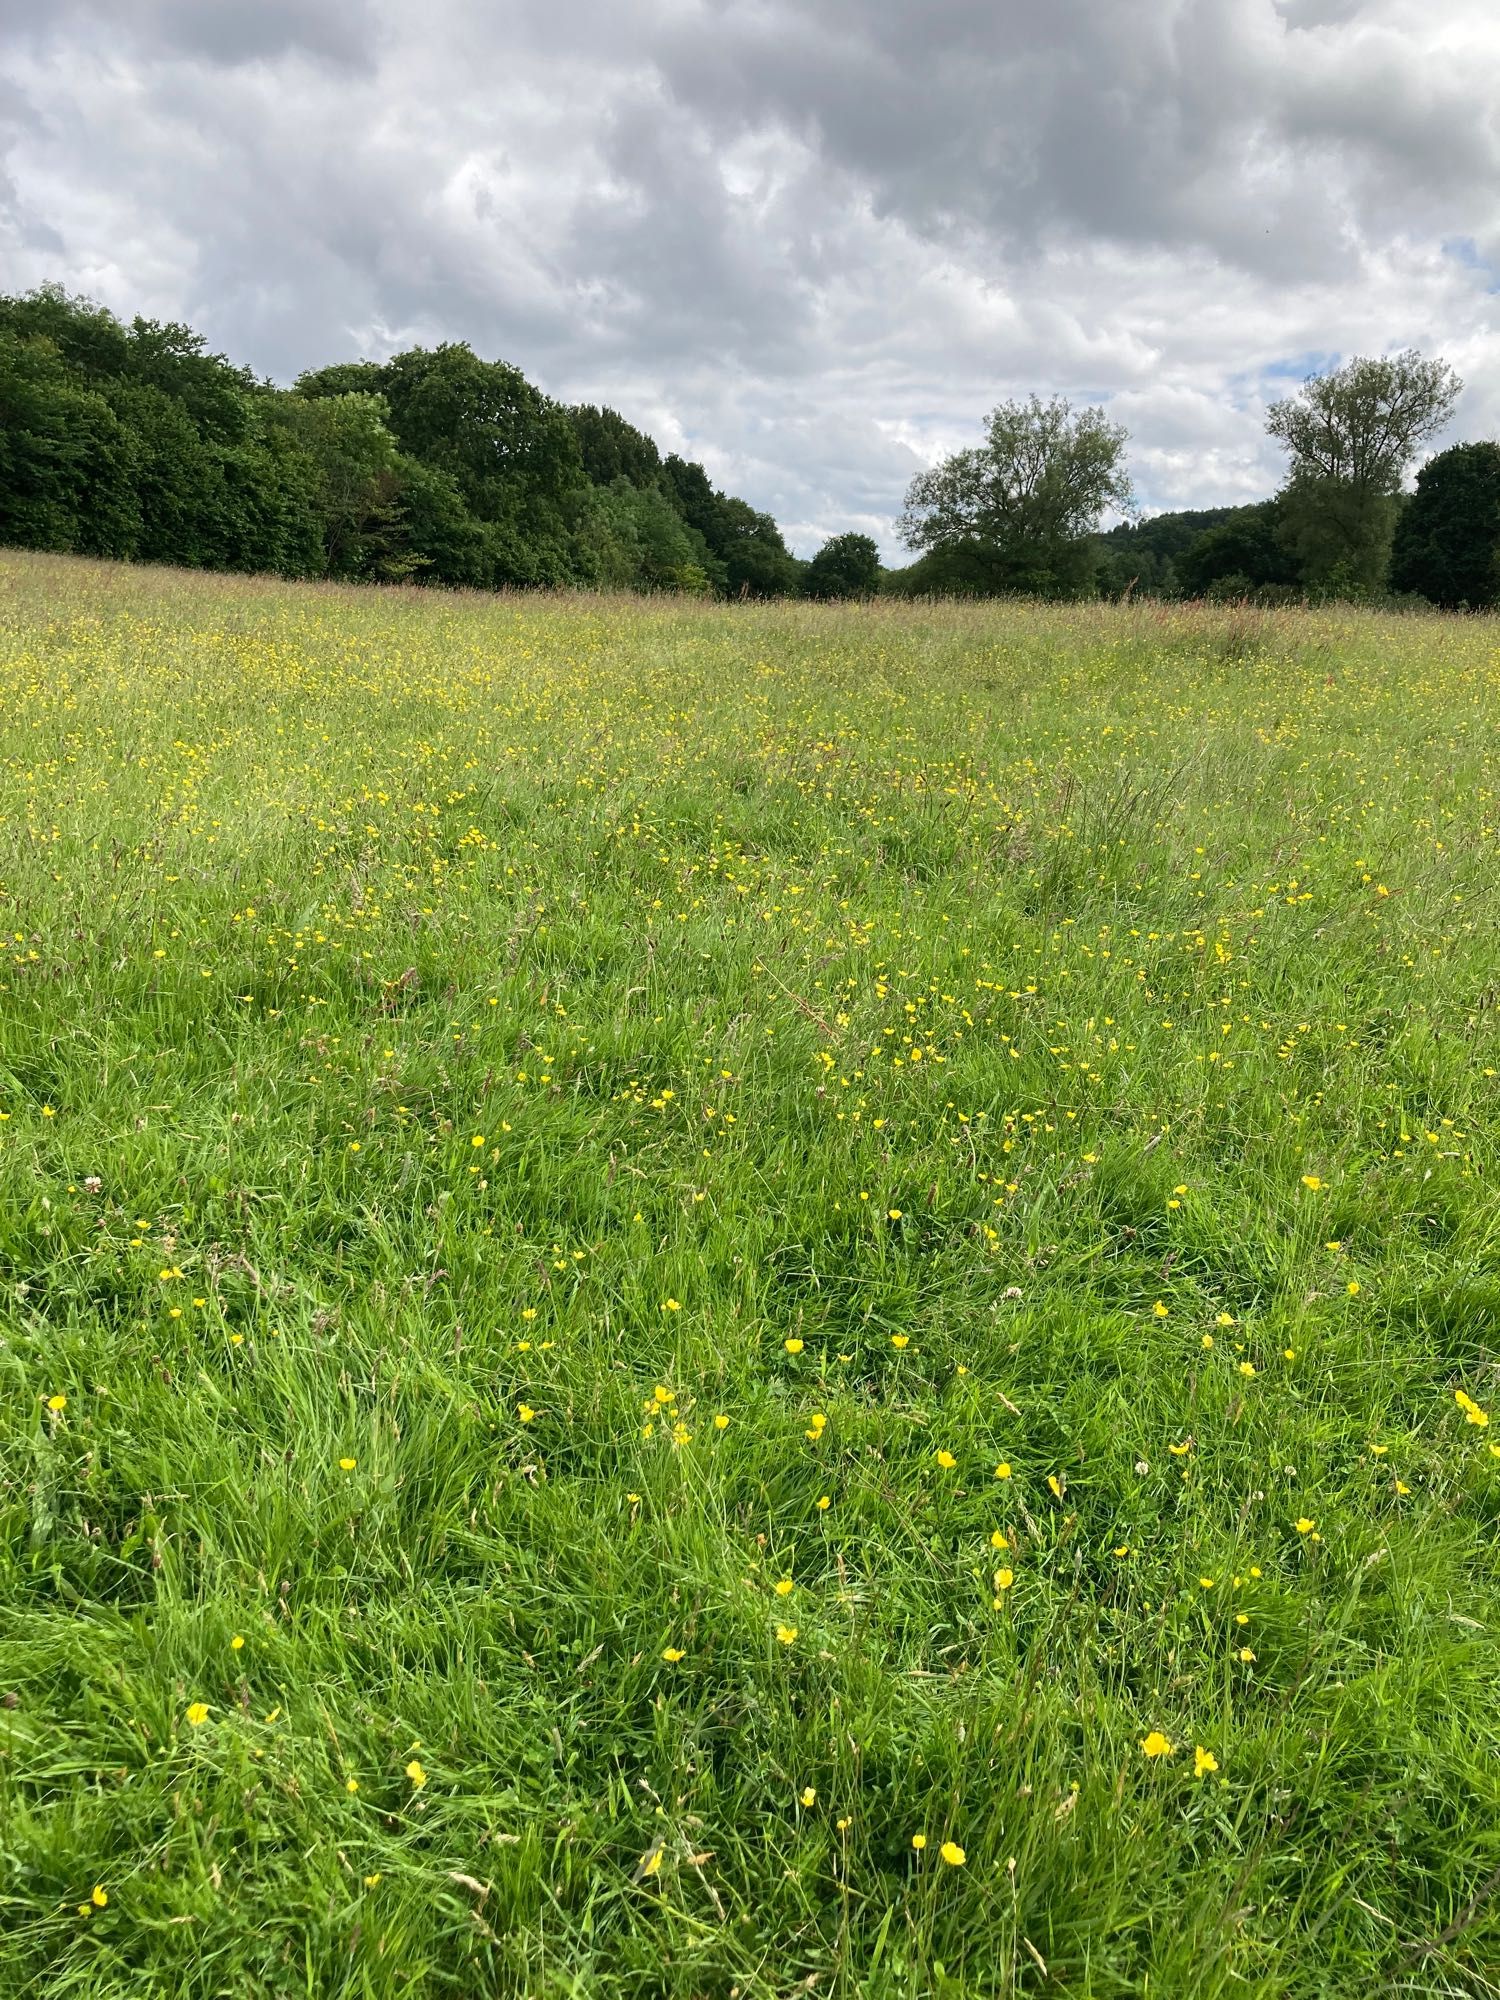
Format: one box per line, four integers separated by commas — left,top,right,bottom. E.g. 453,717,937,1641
2,0,1498,557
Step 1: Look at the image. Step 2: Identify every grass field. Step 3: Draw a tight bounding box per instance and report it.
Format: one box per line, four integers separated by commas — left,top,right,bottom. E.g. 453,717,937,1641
1,550,1498,1999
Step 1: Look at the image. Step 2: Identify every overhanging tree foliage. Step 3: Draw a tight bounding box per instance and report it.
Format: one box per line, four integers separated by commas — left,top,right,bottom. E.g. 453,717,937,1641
898,395,1133,597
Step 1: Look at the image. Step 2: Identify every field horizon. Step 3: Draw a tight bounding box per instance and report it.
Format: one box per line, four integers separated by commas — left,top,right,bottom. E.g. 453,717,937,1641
1,550,1498,1998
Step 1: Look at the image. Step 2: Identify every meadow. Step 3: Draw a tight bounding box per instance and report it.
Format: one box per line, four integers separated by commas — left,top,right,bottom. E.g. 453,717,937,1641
1,549,1498,1999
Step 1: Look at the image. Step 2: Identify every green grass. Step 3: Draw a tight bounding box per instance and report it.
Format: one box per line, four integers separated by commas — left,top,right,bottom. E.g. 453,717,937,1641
1,550,1498,1997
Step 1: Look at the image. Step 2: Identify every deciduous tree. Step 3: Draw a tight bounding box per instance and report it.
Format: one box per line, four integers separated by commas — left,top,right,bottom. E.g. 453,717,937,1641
1266,351,1460,592
804,531,881,598
899,395,1132,597
1389,441,1500,608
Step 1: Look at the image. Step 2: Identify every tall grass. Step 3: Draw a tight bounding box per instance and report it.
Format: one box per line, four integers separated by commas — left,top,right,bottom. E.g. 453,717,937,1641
1,552,1497,1997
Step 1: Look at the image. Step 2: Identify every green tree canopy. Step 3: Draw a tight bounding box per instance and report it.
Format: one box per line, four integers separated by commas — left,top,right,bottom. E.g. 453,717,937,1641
1266,351,1461,592
123,317,256,443
0,288,807,597
660,454,726,546
373,344,586,584
1176,501,1300,599
276,391,405,578
591,480,718,592
569,404,662,488
899,395,1132,597
1093,507,1240,598
0,282,132,378
295,361,386,401
658,454,800,596
1389,441,1500,609
714,496,802,598
803,531,881,598
0,330,139,557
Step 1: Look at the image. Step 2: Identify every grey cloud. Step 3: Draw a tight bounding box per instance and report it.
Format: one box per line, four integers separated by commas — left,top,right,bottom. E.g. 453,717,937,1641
1276,0,1367,25
136,0,378,67
1,0,1498,555
1,0,378,67
643,0,1499,279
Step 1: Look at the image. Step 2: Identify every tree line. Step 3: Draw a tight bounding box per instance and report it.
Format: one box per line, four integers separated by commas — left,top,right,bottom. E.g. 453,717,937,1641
3,283,1496,610
0,285,881,599
894,354,1500,609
